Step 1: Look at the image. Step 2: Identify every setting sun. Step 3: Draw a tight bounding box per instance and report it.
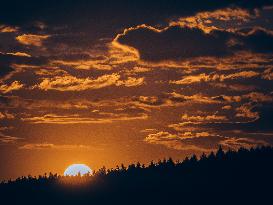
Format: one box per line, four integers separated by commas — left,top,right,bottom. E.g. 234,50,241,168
64,164,92,176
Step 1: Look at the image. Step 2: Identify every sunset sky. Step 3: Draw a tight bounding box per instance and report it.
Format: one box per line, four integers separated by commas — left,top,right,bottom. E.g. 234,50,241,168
1,0,273,180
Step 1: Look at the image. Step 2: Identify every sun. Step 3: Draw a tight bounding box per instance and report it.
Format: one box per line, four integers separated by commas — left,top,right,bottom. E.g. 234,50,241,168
64,164,92,176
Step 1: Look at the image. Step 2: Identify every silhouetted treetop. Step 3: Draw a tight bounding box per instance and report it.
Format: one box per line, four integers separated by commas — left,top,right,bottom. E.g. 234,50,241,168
1,146,273,205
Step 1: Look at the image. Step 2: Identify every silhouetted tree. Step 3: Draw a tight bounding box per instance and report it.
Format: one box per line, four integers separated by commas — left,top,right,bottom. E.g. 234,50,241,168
1,146,273,205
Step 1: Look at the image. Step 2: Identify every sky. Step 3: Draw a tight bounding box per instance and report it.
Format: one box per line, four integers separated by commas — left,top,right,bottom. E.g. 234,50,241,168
1,0,273,180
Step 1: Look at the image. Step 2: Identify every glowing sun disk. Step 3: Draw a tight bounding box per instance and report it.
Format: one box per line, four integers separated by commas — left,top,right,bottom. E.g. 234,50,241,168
64,164,92,176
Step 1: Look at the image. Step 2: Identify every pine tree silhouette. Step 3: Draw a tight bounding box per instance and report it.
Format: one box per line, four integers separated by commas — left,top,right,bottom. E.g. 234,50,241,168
1,146,273,205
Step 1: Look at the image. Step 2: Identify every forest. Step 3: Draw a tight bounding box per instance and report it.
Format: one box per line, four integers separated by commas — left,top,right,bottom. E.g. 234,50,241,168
1,146,273,205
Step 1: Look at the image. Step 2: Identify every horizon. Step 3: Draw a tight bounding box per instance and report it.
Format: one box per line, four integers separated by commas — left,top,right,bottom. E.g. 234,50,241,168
1,145,270,182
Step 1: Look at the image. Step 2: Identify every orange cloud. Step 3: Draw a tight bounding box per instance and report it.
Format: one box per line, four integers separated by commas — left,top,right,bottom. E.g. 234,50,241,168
16,34,50,46
116,77,145,87
0,25,18,33
170,8,254,33
19,143,90,150
144,131,211,151
222,105,232,110
235,104,259,120
170,71,260,85
51,60,112,70
0,111,15,120
181,114,228,122
6,52,31,57
36,73,144,91
37,73,120,91
0,81,24,93
167,92,220,104
21,113,148,124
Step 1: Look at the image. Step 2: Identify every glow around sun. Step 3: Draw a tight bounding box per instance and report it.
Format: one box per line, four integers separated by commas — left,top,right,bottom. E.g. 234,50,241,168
64,164,92,176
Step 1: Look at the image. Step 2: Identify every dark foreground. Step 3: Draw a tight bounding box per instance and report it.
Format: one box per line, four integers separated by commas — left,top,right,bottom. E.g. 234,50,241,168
1,146,273,205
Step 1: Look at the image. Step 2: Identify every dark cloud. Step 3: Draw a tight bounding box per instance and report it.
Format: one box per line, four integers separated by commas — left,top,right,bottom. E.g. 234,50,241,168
1,1,272,38
247,104,273,131
0,53,48,78
118,26,232,61
117,26,273,61
44,33,100,50
0,65,14,78
242,29,273,53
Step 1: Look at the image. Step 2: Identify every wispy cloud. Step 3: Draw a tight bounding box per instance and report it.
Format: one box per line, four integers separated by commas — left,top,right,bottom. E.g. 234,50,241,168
21,113,148,124
144,131,212,152
0,134,22,144
170,71,260,85
35,73,144,91
219,137,269,150
19,143,90,150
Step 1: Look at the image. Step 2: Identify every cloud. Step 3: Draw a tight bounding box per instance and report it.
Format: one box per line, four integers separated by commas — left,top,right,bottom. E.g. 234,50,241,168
131,92,273,111
0,111,15,119
16,34,50,46
144,131,212,152
0,134,21,144
213,83,257,92
170,71,260,85
222,105,232,110
131,92,225,109
136,96,163,106
242,28,273,54
144,129,270,152
0,97,97,110
170,8,255,33
36,73,144,91
262,68,273,80
132,92,225,109
116,26,231,61
19,143,90,150
219,137,269,150
140,128,158,133
243,92,273,103
21,112,148,124
171,73,213,85
212,92,273,104
0,25,18,33
0,65,14,79
181,114,228,122
177,103,273,133
51,59,112,71
36,73,120,91
0,81,24,93
0,52,48,79
116,77,145,87
116,25,273,61
1,0,270,27
33,66,68,76
167,92,220,104
6,52,31,57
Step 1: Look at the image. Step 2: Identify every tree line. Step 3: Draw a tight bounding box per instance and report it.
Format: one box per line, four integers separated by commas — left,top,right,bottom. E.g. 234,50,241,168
1,146,273,205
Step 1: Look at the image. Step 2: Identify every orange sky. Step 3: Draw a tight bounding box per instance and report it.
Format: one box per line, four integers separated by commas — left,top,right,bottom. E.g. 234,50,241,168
1,0,273,180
